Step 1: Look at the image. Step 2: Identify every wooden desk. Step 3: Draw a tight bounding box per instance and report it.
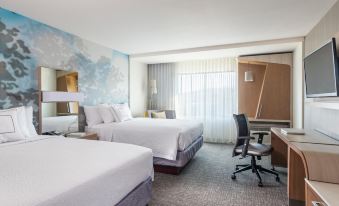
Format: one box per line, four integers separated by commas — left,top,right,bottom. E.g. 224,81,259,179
271,128,339,206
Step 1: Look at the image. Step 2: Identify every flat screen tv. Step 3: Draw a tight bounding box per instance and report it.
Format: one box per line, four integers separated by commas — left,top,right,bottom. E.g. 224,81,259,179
304,38,339,98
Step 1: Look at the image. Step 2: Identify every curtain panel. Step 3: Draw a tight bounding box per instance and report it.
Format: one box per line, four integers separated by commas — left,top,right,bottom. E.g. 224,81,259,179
148,58,237,143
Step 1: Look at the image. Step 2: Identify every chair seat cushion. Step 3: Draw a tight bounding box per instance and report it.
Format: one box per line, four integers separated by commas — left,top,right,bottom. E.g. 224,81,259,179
235,143,272,156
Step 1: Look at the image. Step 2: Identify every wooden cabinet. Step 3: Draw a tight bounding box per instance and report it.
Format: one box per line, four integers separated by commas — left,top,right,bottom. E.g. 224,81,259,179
238,61,291,121
306,182,327,206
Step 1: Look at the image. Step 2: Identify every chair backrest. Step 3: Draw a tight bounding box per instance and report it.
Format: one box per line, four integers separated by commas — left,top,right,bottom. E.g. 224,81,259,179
147,110,176,119
233,113,251,157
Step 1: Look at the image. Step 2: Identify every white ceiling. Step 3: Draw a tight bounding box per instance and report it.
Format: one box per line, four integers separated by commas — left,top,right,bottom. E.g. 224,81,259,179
0,0,336,54
131,39,302,64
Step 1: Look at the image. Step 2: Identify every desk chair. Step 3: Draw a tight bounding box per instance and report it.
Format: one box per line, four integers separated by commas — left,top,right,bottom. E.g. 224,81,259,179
231,114,280,187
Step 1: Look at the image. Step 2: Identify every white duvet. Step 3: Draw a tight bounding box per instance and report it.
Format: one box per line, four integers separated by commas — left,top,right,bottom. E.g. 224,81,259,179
0,136,153,206
87,118,203,160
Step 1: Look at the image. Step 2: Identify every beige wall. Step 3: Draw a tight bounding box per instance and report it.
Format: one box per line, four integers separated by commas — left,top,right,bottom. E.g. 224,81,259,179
129,60,148,117
304,1,339,134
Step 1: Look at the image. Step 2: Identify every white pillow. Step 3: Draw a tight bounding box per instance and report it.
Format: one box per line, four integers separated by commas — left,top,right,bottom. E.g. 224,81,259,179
111,103,133,122
24,106,38,137
0,107,34,138
0,109,25,143
84,106,103,126
98,104,115,123
16,106,31,137
110,107,120,122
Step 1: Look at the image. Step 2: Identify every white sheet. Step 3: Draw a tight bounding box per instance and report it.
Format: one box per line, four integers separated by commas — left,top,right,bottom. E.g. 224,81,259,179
86,118,203,160
42,115,78,133
0,136,153,206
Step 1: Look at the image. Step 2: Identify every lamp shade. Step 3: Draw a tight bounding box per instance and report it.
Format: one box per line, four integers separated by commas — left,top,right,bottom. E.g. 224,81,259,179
42,91,84,102
150,80,157,94
244,71,254,82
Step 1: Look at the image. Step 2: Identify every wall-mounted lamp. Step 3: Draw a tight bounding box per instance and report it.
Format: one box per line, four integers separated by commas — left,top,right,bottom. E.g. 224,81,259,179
245,71,254,82
149,80,157,109
150,80,157,95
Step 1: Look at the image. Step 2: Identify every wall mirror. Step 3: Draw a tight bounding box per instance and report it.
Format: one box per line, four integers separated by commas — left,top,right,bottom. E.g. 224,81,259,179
39,67,80,134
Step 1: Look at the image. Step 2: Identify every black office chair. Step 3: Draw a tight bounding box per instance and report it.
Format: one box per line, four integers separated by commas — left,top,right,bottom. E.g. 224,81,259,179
231,114,280,187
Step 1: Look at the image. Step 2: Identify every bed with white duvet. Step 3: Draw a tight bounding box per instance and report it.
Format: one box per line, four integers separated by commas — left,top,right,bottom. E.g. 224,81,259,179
0,106,153,206
83,104,204,174
0,136,153,206
86,118,203,161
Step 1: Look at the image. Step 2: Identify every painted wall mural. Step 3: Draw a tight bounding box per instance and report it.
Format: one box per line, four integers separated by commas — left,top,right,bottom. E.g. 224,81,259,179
0,8,129,124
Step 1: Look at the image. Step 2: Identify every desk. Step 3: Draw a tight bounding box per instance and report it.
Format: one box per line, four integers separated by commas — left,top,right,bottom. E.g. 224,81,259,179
271,128,339,206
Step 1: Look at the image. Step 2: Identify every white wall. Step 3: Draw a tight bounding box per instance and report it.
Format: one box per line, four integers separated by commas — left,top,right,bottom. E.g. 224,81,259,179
129,60,148,117
41,67,57,117
292,42,304,128
304,1,339,134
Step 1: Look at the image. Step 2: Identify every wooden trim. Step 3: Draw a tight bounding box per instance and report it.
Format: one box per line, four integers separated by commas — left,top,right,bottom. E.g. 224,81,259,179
255,64,268,118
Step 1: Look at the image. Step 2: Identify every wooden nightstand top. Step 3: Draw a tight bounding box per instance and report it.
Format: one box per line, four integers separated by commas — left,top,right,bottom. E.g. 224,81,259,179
66,132,98,140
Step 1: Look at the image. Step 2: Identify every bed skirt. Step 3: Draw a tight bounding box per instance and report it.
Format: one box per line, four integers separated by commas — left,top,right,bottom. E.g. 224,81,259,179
116,176,152,206
153,136,203,174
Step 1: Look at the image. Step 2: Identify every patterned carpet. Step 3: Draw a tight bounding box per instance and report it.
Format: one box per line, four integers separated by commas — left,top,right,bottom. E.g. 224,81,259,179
150,143,288,206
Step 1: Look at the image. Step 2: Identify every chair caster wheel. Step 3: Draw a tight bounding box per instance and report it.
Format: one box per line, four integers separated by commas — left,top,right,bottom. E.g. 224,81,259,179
258,182,263,187
276,176,280,182
231,174,236,180
235,167,239,171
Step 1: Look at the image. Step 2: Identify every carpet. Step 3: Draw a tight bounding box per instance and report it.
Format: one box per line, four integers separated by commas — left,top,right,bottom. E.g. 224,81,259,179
150,143,288,206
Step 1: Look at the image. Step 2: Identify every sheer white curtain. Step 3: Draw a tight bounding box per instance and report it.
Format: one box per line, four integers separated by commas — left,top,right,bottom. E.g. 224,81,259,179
148,57,238,143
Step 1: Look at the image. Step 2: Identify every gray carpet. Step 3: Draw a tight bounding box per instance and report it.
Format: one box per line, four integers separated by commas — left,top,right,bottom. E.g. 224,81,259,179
150,143,288,206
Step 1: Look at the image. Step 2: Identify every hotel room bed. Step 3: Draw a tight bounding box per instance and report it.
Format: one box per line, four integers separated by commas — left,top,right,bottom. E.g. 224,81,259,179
0,136,153,206
86,118,204,174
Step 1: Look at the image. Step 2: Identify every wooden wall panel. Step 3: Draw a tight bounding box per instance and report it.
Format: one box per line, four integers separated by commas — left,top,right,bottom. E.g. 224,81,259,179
238,63,266,117
257,63,291,120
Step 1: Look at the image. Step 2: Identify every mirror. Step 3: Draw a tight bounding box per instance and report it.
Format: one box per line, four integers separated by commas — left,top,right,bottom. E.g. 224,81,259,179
40,67,79,134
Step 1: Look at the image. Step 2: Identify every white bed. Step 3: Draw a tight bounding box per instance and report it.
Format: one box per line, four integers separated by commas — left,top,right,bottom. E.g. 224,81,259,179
86,118,203,161
0,136,153,206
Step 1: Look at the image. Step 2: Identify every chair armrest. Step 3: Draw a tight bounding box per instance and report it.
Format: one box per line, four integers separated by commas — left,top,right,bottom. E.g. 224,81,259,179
238,136,254,157
252,132,269,144
252,132,269,135
238,136,255,140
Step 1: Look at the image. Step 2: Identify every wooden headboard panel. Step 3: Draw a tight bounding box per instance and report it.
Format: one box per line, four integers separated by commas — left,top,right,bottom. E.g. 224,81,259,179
78,106,87,132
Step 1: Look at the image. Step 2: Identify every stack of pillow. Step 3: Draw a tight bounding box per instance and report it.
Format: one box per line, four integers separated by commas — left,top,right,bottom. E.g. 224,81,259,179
84,103,133,127
0,106,38,143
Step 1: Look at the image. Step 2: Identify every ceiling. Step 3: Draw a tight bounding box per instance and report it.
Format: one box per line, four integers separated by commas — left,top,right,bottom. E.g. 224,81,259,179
0,0,336,54
131,39,302,64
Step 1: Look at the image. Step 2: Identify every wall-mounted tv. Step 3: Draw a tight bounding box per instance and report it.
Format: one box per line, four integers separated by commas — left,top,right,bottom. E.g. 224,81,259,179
304,38,339,98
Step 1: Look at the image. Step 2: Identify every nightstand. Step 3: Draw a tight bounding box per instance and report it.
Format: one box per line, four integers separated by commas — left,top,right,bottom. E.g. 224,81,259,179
66,132,98,140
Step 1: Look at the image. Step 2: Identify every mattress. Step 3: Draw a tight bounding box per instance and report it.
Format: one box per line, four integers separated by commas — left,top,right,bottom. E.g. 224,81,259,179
153,135,203,167
0,136,153,206
86,118,203,160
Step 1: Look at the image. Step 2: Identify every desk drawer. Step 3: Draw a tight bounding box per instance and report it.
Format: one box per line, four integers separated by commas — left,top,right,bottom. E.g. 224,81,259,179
306,182,327,206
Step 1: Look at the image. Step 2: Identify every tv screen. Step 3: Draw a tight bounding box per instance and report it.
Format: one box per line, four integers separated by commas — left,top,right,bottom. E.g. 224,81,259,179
304,38,339,97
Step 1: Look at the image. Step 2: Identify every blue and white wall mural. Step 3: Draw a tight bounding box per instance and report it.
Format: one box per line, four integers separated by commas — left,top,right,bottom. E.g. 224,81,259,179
0,8,129,124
